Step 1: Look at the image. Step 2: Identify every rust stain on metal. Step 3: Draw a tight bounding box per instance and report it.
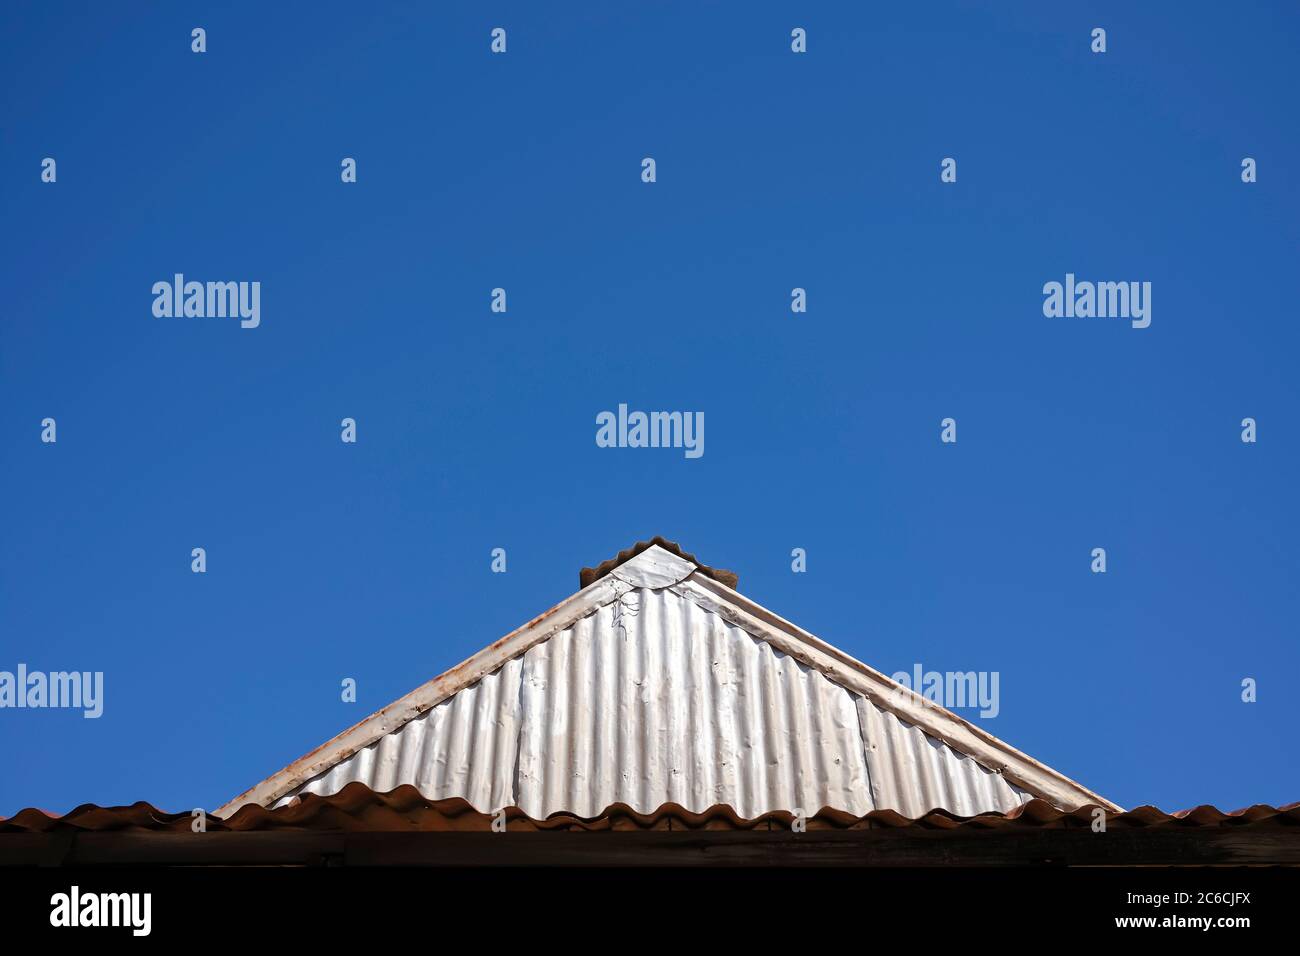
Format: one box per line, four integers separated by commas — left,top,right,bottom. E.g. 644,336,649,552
4,784,1297,834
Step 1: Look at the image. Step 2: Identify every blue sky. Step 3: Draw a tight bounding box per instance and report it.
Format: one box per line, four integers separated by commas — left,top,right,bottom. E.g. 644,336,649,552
2,2,1297,817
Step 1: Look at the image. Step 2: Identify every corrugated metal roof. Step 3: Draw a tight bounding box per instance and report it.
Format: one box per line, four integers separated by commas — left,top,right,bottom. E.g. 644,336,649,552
6,786,1297,833
275,586,1030,819
858,700,1030,817
218,544,1112,818
287,657,525,817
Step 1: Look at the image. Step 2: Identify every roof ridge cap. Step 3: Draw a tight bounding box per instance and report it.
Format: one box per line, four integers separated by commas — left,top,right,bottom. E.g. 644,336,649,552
580,537,739,589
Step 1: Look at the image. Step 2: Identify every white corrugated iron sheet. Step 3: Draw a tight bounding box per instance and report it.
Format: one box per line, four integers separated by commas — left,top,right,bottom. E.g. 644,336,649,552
276,585,1029,818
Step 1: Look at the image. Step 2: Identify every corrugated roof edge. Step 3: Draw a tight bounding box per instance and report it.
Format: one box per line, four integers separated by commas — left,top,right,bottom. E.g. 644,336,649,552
5,784,1298,833
580,537,738,589
214,543,1122,816
674,570,1123,813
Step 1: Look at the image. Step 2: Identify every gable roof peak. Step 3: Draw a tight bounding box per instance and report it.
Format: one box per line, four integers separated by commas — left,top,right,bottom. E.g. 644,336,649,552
579,537,739,589
217,539,1119,818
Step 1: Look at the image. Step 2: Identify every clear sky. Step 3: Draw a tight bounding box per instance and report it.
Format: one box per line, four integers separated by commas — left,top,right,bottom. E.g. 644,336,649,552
2,2,1297,817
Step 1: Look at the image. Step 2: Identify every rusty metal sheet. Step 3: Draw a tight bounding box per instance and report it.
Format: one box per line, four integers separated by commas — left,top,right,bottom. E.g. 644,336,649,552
6,788,1298,833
